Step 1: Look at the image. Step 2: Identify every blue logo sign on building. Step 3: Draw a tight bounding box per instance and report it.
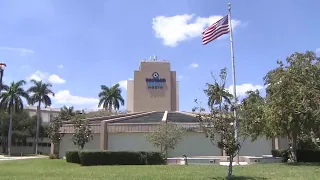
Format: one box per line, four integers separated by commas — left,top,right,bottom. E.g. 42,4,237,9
146,72,166,89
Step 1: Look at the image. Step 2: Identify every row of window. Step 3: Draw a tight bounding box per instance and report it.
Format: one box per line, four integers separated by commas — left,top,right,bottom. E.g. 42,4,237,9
0,142,51,147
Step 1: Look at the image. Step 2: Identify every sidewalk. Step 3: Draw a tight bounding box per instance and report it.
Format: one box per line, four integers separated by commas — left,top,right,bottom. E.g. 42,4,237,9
0,155,47,161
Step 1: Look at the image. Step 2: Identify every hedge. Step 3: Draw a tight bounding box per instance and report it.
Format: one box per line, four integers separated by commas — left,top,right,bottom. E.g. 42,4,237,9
76,151,166,166
65,151,80,164
271,149,289,162
272,149,320,162
297,150,320,162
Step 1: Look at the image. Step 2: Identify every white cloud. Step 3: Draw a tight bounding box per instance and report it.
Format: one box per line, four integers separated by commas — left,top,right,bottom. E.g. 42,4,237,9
118,80,128,90
178,75,184,79
0,46,34,54
189,63,199,68
20,65,31,69
28,71,48,81
48,74,66,84
316,48,320,53
227,83,264,97
52,90,99,105
57,64,64,68
152,14,242,47
86,105,104,112
118,78,133,90
28,71,65,84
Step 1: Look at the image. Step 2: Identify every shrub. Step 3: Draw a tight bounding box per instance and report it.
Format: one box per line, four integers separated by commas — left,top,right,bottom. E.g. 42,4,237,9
143,151,166,165
78,151,166,166
271,149,289,162
65,151,80,164
296,149,320,162
49,154,59,159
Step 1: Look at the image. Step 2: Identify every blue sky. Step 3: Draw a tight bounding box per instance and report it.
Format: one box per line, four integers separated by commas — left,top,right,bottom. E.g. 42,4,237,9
1,0,319,111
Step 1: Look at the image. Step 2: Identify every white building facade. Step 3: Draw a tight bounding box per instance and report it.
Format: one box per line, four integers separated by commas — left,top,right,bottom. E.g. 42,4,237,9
0,106,60,155
55,111,289,159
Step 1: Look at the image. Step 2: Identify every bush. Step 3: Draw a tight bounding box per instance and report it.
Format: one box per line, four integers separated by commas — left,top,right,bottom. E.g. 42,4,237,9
78,151,166,166
49,154,59,159
65,151,80,164
296,149,320,162
143,151,166,165
271,149,289,162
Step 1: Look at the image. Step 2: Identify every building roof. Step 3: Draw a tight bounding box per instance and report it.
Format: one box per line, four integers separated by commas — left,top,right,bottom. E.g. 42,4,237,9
113,112,164,123
60,111,202,133
24,106,60,112
167,111,198,123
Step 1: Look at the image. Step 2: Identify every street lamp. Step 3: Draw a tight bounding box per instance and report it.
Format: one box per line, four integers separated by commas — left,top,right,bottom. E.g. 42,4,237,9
0,63,6,155
0,62,6,91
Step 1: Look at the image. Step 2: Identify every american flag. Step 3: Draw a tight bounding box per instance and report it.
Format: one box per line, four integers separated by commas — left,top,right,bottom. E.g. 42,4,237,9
202,15,229,45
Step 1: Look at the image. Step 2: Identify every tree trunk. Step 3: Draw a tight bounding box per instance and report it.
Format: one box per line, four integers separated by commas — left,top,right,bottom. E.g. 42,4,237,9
7,106,13,156
219,102,224,156
165,146,168,158
227,155,234,180
291,131,298,162
35,102,41,154
1,127,6,153
1,140,6,153
108,104,112,113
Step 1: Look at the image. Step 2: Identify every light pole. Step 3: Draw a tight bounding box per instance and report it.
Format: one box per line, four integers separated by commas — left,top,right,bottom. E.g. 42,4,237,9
0,62,6,91
0,63,6,154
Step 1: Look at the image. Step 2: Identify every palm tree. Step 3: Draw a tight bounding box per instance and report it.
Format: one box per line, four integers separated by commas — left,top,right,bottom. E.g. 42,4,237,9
204,69,233,108
0,80,29,156
27,80,55,154
204,68,233,155
60,105,76,120
98,84,124,112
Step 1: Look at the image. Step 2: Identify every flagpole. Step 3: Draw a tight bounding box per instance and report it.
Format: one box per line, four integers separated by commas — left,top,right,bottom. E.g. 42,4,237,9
228,3,239,165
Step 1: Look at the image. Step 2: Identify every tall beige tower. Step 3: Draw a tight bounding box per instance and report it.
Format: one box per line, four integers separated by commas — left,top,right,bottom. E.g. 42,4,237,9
126,57,179,112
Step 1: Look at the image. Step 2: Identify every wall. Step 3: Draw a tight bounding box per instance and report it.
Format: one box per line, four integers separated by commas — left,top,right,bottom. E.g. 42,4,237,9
278,137,289,149
106,132,274,157
176,81,179,111
126,80,134,112
107,132,220,157
170,71,178,111
58,134,100,158
0,137,51,155
133,61,174,112
108,133,160,152
167,132,221,157
0,146,50,155
25,109,59,123
239,137,273,156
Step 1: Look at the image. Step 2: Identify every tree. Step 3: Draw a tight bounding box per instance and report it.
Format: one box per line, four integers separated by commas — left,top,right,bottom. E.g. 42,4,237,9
59,106,76,121
204,68,233,108
0,111,47,154
27,80,55,154
98,84,125,112
0,110,9,153
238,90,266,140
193,99,240,180
146,122,185,156
263,51,320,162
47,114,64,155
193,68,250,180
72,115,93,149
203,68,233,155
0,80,29,156
47,115,64,145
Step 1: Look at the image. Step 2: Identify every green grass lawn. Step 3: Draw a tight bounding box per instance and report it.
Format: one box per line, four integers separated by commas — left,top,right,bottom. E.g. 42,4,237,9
0,158,319,180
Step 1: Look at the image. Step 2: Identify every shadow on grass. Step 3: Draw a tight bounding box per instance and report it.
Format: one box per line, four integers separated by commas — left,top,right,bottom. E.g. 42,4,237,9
211,176,267,180
285,162,320,167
